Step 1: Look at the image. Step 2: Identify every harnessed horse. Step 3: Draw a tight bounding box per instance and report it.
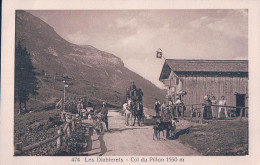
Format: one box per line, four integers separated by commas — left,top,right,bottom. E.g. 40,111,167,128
124,99,132,126
131,100,143,126
125,86,144,126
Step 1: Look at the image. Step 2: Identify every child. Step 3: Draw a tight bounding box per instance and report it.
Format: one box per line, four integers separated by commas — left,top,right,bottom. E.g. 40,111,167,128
95,117,105,135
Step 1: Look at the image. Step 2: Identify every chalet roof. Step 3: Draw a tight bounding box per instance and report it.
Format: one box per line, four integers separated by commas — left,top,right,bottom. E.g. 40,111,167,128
159,59,248,80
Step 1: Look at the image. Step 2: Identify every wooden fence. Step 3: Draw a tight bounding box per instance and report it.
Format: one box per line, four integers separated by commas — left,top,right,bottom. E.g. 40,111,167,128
172,104,248,123
14,112,92,156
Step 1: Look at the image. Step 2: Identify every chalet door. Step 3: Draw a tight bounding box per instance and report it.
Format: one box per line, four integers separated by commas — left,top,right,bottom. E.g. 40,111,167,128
235,94,246,116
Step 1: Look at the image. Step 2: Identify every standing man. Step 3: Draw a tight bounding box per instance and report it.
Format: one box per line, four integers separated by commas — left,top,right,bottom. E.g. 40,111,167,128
155,99,160,117
163,108,172,138
80,101,84,117
82,98,88,110
89,104,95,120
211,96,217,119
130,81,137,91
161,101,166,119
175,96,182,117
168,98,174,119
203,95,212,120
218,96,228,118
101,102,109,131
82,98,88,119
77,101,82,116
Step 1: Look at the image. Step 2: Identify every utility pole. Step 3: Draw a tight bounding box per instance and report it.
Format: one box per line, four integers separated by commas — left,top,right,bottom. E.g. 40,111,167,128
63,80,66,112
63,79,69,112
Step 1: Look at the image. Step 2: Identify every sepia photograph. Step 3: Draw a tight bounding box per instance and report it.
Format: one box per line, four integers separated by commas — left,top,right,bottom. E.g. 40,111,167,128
12,9,249,157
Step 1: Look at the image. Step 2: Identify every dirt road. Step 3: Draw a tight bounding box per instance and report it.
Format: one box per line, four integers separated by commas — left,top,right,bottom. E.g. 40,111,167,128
86,109,200,156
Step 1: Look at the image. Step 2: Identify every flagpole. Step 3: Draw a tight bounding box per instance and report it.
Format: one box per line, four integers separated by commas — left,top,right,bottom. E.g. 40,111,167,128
162,55,166,61
156,48,177,104
162,55,172,100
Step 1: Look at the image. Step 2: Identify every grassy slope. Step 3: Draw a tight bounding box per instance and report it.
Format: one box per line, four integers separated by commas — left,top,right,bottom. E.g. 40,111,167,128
14,109,62,155
177,120,248,156
15,10,165,110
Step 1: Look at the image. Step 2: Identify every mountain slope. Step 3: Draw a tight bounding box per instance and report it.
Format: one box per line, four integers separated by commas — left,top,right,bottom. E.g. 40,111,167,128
15,10,165,108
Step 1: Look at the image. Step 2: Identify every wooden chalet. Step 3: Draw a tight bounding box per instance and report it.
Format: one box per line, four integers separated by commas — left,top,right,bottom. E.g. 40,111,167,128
159,59,248,115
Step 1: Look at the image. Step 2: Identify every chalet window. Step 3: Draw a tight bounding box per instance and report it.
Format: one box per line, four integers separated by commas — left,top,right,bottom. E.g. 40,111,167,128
179,80,183,90
175,78,179,85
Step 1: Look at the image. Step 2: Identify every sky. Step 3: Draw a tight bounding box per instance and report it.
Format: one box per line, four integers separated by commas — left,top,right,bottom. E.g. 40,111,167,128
29,10,248,88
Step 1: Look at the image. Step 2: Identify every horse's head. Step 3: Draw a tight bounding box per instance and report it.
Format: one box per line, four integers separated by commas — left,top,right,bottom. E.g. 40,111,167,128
127,99,132,106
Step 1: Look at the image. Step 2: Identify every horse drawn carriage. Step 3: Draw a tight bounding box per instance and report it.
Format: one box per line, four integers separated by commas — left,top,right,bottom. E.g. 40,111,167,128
124,82,144,126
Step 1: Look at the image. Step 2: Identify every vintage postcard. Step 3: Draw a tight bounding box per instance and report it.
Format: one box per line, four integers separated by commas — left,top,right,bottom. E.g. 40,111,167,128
1,0,260,165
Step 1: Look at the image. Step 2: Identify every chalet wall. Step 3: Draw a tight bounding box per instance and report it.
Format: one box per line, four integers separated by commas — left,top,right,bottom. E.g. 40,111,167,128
180,74,248,107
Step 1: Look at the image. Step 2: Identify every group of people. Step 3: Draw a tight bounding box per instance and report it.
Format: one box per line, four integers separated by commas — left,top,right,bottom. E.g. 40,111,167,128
154,98,181,138
154,96,184,120
203,95,228,119
155,94,229,120
76,99,87,117
123,81,144,126
76,100,109,132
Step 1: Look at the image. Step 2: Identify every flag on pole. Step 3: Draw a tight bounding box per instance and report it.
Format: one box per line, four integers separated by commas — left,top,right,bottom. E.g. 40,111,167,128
156,48,162,58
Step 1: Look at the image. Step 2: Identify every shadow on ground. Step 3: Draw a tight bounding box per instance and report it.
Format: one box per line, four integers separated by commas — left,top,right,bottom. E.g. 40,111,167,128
108,127,148,134
143,118,157,126
168,127,191,140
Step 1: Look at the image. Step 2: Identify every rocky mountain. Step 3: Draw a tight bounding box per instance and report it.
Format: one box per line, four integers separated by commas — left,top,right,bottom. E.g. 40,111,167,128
15,10,165,108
